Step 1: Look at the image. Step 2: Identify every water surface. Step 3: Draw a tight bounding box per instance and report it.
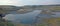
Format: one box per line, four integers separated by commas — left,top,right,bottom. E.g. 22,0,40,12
5,10,42,24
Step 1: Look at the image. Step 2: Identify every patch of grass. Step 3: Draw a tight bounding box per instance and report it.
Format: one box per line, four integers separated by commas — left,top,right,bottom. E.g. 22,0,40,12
0,22,5,26
7,22,14,26
52,7,60,10
37,24,47,26
0,22,14,26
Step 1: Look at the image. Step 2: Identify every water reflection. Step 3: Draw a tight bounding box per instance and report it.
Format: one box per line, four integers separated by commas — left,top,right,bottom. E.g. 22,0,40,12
52,12,60,17
4,10,42,24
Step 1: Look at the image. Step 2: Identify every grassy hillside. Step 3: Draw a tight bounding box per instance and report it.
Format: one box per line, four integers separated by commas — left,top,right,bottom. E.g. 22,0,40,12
51,6,60,10
0,18,14,26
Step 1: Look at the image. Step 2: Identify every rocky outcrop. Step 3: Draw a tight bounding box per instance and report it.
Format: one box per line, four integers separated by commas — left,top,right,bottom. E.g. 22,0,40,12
17,9,34,14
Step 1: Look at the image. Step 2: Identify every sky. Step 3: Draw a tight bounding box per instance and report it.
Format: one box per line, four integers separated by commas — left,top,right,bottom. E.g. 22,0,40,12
0,0,60,6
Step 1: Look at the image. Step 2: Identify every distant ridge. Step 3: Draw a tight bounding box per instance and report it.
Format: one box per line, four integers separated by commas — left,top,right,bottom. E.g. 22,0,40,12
43,4,60,6
23,4,60,6
0,5,14,6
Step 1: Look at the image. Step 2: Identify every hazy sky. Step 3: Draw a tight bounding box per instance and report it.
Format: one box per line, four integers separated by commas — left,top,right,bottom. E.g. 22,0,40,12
0,0,60,6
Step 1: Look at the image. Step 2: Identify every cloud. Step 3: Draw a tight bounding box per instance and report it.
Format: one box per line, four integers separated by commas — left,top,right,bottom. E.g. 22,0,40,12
0,0,24,6
0,0,60,6
22,0,60,5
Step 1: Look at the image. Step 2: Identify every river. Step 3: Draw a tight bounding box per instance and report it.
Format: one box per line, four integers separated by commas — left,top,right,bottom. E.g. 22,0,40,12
4,10,60,24
4,10,42,24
